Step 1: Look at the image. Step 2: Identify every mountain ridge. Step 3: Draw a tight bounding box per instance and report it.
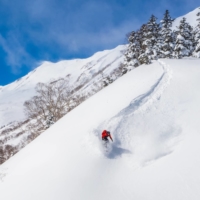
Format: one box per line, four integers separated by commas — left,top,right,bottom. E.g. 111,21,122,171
0,45,125,127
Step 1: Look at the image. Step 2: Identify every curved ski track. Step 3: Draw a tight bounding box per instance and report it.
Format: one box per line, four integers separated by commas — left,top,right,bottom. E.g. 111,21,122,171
94,60,174,158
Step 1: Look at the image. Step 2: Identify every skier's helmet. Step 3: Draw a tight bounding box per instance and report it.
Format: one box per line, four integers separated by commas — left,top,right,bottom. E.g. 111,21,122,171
107,131,110,135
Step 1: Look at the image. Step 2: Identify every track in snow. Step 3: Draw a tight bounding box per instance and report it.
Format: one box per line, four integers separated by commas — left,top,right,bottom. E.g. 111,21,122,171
94,60,181,167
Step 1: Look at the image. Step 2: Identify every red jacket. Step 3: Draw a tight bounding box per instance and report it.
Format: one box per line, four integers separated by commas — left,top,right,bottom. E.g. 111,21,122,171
102,130,113,141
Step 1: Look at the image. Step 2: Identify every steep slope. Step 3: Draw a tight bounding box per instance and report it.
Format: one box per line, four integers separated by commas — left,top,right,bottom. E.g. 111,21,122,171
0,45,125,127
1,58,200,200
172,7,200,28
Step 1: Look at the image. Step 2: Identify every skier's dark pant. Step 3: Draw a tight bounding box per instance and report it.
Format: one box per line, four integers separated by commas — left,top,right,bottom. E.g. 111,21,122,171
102,137,108,141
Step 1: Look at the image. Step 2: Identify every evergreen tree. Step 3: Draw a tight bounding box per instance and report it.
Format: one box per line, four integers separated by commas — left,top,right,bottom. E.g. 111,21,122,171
143,15,160,60
137,24,151,64
123,30,141,73
45,113,55,129
193,8,200,57
173,17,194,58
159,10,174,58
102,75,113,87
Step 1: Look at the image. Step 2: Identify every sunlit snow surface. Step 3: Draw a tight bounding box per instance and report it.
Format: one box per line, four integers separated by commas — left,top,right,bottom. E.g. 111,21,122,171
172,7,200,29
1,58,200,200
0,45,125,127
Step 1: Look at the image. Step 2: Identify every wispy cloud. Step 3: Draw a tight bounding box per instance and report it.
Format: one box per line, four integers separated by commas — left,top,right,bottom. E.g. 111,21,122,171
20,0,141,56
0,33,34,74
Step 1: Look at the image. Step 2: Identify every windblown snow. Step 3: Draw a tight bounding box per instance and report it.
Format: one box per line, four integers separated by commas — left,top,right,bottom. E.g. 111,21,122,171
1,58,200,200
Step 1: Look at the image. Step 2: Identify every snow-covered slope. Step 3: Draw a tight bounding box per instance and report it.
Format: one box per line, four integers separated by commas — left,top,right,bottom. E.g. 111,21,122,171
1,58,200,200
172,7,200,29
0,45,125,127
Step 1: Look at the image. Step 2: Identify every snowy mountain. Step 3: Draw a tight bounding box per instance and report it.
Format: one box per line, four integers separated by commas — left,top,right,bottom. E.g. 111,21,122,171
0,45,125,127
172,7,200,28
1,58,200,200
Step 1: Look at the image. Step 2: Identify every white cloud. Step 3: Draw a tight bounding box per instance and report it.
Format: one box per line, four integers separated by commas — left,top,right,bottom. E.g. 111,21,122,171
0,33,34,74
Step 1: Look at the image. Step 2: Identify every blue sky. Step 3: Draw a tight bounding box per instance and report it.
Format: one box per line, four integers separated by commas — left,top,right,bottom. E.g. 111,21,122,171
0,0,199,86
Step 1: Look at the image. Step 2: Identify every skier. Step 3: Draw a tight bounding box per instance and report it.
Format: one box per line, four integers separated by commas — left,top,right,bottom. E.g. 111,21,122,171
102,130,113,142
